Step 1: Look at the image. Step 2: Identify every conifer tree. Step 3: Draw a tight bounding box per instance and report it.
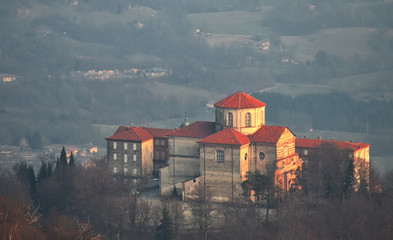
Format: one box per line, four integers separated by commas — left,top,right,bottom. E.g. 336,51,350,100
341,159,355,201
156,207,173,240
55,147,68,177
28,165,37,194
59,146,67,166
69,152,75,167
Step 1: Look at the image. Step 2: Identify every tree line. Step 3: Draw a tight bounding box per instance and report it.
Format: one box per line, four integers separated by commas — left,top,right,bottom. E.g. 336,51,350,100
253,91,393,133
2,144,393,239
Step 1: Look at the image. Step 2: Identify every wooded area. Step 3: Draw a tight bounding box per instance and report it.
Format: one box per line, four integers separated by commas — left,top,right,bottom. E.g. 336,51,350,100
2,144,393,240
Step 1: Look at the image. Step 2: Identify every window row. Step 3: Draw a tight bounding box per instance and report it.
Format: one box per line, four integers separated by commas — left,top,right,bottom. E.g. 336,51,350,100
226,111,264,128
113,167,137,175
113,142,137,150
154,139,166,146
215,150,266,162
113,153,137,162
154,151,166,160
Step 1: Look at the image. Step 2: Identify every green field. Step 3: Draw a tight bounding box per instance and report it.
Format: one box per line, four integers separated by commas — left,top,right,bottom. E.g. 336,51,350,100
188,9,273,35
328,71,393,99
281,28,376,62
261,83,332,97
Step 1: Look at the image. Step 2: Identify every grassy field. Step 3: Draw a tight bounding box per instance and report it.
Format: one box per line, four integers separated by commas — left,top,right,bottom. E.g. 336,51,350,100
328,70,393,99
188,9,273,35
280,28,376,62
260,83,332,97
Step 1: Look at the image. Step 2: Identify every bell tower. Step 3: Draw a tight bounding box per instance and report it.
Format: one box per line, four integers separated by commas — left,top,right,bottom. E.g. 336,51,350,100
214,92,266,135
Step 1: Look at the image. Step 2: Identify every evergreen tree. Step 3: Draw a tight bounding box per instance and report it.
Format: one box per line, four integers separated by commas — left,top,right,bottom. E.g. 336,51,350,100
16,162,29,186
341,159,355,201
28,165,37,195
37,160,53,183
55,147,68,177
59,146,67,166
156,207,174,240
15,162,36,196
69,152,75,167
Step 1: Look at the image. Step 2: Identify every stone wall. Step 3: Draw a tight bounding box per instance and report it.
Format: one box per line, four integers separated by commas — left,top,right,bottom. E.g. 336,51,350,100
200,144,243,201
107,140,143,179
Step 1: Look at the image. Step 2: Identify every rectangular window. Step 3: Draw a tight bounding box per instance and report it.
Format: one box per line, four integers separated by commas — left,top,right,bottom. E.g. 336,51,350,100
160,140,165,146
124,168,128,173
113,142,117,149
133,143,136,150
113,153,117,160
155,151,159,159
133,154,136,161
160,151,165,160
133,168,137,175
124,143,128,150
155,140,159,145
216,150,224,162
124,154,128,163
113,167,117,173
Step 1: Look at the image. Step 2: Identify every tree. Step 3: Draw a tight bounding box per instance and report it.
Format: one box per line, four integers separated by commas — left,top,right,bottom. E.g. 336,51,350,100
37,160,53,183
242,166,276,224
189,182,215,240
156,207,173,240
15,161,36,196
69,152,75,167
0,196,47,240
341,159,355,201
165,199,184,239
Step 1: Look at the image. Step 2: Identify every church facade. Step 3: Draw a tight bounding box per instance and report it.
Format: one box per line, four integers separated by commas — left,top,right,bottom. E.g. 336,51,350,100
106,91,370,201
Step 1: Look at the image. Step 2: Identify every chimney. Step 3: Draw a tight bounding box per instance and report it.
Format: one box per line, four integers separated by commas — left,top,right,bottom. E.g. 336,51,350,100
332,137,335,141
349,140,352,143
304,136,307,139
318,136,321,140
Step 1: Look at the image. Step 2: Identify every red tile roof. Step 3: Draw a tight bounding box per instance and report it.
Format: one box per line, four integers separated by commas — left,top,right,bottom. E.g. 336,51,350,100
167,121,216,138
249,126,288,143
214,91,266,109
114,126,130,134
198,128,251,146
145,128,173,138
106,126,153,142
295,138,370,151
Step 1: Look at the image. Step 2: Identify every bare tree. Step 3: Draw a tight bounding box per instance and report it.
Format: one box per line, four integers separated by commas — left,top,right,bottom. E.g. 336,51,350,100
189,182,215,240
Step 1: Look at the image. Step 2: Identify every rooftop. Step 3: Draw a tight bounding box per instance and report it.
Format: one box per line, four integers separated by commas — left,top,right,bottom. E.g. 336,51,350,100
198,128,251,146
249,126,289,143
214,91,266,109
167,121,216,138
295,138,370,151
106,126,153,142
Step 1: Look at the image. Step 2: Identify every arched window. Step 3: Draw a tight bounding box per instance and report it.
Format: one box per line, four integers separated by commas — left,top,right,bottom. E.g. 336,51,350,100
245,112,251,127
216,150,224,162
228,112,233,127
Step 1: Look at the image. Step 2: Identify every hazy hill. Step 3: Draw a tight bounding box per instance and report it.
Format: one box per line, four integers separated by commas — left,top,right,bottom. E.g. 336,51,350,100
1,0,392,172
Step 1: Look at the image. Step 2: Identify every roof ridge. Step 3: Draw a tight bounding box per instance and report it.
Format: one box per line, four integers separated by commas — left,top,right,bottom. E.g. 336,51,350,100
132,127,142,141
229,128,242,145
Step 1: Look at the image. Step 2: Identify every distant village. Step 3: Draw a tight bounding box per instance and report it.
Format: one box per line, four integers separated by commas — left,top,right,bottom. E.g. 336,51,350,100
0,143,102,171
71,67,172,81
